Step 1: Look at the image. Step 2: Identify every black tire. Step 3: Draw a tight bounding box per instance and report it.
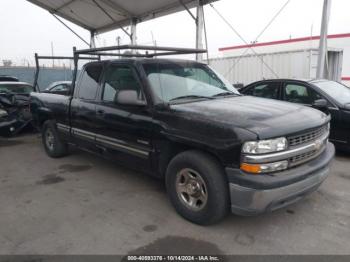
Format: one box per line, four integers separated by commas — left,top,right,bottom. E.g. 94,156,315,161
165,150,229,225
42,120,68,158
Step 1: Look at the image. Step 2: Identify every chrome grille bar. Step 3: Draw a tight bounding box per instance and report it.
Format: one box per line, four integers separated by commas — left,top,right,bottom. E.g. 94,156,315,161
288,125,328,147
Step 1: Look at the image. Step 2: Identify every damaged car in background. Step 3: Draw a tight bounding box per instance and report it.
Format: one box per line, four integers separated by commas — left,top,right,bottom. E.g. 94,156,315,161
43,81,72,95
0,82,34,137
0,75,19,82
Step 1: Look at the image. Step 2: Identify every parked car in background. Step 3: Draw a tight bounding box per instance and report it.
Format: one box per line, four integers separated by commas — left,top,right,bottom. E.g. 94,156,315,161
43,81,71,95
0,75,19,82
0,82,34,136
30,58,335,225
240,79,350,151
232,83,244,91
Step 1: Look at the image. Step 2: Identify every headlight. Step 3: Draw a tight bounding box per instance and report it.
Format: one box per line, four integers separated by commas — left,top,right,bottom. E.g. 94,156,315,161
242,137,288,154
0,109,8,118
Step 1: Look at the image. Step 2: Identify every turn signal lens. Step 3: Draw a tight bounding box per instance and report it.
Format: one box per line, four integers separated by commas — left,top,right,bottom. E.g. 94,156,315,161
240,160,289,174
240,163,261,174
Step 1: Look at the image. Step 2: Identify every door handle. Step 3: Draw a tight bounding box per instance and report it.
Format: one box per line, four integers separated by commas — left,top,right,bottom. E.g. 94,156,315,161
97,109,105,115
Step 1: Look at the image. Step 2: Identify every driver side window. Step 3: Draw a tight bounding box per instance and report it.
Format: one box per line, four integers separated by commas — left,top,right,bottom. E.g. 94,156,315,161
102,65,143,103
284,83,322,104
245,82,280,99
51,84,68,92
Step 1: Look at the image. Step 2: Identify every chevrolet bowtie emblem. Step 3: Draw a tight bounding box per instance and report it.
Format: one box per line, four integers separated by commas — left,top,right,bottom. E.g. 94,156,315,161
314,139,323,150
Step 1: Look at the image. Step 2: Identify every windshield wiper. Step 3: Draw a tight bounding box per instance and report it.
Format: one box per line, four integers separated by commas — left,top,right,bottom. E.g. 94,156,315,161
170,95,213,102
212,91,239,97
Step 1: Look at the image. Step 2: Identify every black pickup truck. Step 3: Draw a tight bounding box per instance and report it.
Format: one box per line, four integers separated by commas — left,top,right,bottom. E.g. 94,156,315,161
30,58,335,225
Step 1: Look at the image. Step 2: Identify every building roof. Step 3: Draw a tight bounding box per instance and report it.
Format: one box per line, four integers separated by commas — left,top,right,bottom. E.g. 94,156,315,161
219,33,350,52
27,0,217,34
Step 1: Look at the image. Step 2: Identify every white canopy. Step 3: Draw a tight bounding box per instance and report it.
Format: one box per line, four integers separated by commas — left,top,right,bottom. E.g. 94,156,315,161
27,0,216,34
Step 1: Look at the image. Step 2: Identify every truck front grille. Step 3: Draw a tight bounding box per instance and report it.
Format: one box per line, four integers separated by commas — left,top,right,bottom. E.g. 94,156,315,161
287,124,329,167
289,150,319,167
288,124,328,147
241,123,330,172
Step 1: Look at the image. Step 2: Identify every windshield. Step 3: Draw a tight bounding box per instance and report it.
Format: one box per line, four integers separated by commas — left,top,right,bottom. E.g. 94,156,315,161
313,80,350,105
0,84,33,94
142,62,239,102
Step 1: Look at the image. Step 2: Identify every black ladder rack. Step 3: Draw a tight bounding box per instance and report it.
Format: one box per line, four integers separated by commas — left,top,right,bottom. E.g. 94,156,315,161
74,44,207,58
33,45,206,92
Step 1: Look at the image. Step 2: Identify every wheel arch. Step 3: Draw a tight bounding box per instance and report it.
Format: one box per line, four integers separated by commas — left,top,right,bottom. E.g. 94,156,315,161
36,107,54,130
156,137,225,178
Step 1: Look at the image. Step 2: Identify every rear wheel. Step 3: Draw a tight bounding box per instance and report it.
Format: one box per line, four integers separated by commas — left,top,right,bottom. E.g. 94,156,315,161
166,150,229,225
42,120,68,158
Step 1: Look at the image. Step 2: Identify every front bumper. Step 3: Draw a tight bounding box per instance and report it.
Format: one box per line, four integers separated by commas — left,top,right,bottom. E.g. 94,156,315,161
0,115,31,137
226,142,335,215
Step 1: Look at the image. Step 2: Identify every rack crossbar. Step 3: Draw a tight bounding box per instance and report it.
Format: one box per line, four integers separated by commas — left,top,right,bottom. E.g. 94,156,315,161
75,44,207,57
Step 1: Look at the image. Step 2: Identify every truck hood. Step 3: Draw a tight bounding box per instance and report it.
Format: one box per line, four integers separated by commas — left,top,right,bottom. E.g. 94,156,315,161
170,96,329,139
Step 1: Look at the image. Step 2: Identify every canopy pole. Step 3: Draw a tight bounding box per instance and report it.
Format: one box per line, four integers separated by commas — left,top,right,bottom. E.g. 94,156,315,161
317,0,332,79
90,31,96,48
33,53,40,92
130,18,137,45
51,13,90,47
196,0,204,61
71,47,78,96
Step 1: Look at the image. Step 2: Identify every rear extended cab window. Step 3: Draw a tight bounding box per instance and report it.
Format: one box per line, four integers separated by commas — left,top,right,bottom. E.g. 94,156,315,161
77,63,103,100
102,65,144,103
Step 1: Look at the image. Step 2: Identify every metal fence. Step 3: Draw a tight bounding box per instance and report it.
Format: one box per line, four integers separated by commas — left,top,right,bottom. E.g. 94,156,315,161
0,66,73,91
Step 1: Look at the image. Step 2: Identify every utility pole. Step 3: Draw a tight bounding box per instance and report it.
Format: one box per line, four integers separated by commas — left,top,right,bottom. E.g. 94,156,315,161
51,42,55,68
316,0,332,79
151,31,157,55
116,36,121,55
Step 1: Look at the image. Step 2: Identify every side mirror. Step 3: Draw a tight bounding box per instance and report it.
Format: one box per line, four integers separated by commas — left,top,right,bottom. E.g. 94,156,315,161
313,99,328,108
116,90,146,106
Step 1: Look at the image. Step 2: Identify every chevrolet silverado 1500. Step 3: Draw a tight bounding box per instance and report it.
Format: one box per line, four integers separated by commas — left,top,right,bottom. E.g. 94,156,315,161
30,58,334,225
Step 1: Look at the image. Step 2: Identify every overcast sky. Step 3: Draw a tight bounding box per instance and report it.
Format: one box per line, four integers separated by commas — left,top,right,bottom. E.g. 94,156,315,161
0,0,349,66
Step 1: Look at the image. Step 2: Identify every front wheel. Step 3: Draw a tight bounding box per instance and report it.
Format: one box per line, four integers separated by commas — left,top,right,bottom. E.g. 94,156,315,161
42,120,68,158
166,150,229,225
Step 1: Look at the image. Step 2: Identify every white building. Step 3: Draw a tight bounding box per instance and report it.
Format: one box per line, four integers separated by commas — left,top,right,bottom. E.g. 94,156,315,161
209,33,350,86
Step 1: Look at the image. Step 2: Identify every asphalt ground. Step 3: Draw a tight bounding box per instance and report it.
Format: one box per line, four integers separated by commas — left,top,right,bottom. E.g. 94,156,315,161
0,133,349,255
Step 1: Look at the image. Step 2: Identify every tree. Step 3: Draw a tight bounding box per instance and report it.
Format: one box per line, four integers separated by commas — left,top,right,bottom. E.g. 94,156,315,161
2,60,13,67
